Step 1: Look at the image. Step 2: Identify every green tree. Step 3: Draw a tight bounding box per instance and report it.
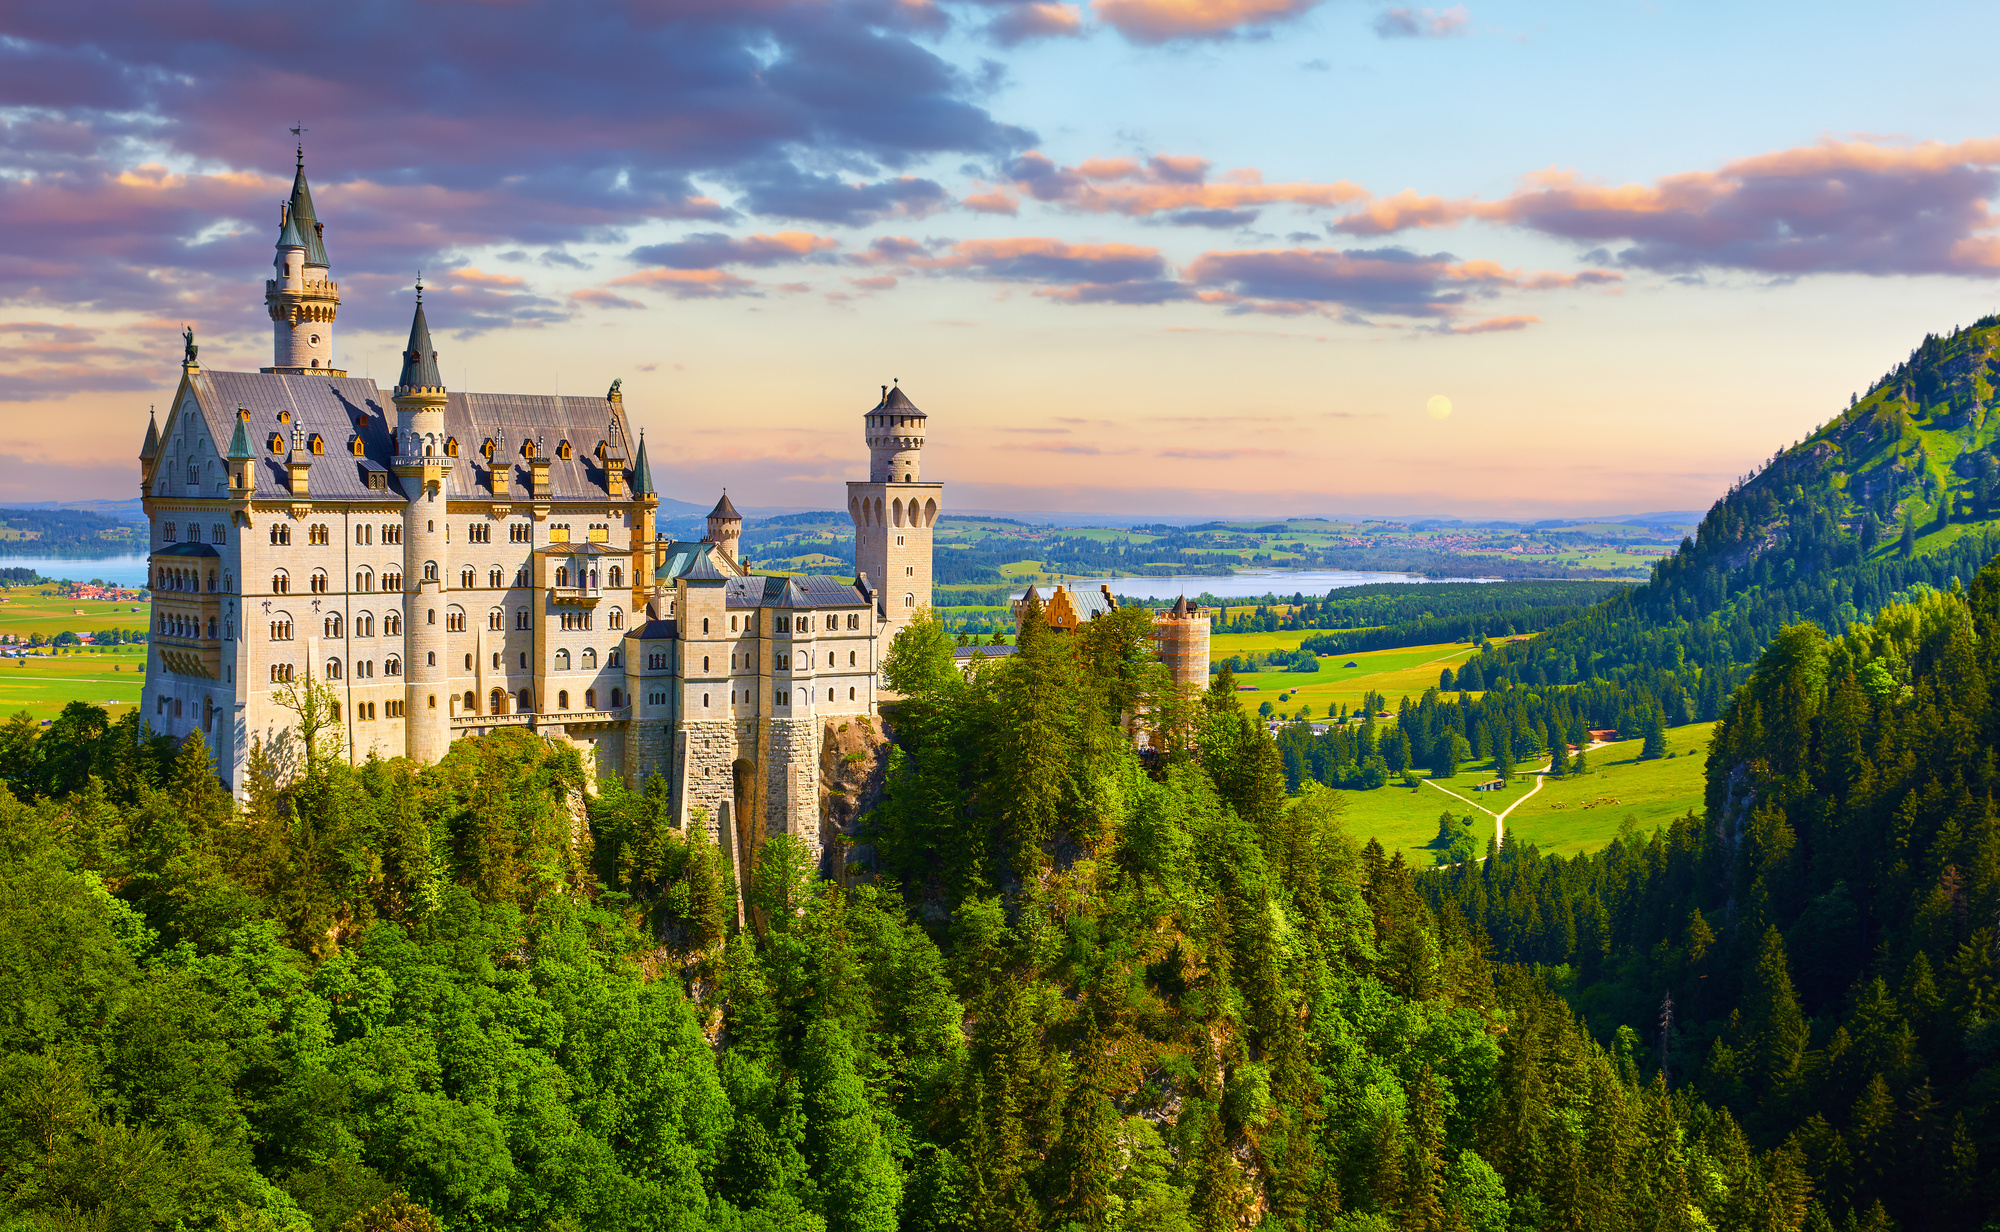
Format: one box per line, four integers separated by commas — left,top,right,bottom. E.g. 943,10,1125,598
1640,706,1667,760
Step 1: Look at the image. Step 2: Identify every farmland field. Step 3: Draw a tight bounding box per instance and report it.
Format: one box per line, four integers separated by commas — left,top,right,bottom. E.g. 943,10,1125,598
0,588,150,639
0,647,149,722
1222,640,1481,716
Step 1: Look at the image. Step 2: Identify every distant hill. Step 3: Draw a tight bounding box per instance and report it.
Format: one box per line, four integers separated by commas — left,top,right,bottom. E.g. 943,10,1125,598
4,498,147,525
1465,312,2000,712
0,507,142,556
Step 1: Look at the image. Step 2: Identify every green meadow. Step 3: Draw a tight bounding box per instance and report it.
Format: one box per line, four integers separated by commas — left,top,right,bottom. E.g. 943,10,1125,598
0,588,150,640
0,648,149,722
1220,640,1481,716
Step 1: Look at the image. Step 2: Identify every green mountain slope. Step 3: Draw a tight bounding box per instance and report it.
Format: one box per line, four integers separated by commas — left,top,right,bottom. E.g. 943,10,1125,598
1462,313,2000,712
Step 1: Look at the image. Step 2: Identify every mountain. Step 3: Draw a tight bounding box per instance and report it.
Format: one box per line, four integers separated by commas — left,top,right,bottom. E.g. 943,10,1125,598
1463,313,2000,717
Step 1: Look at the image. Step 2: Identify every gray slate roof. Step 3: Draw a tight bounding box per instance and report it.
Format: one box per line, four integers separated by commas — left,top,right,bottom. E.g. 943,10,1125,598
725,574,867,610
177,370,640,504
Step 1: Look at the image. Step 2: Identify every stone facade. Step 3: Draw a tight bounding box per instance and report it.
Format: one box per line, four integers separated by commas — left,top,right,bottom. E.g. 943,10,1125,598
138,150,934,858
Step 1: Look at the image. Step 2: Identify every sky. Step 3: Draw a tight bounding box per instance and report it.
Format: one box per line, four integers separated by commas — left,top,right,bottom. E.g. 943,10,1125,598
3,0,1999,519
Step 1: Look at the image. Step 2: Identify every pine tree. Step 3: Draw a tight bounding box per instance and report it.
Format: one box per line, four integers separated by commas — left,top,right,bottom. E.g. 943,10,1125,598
800,1018,902,1232
1641,707,1667,760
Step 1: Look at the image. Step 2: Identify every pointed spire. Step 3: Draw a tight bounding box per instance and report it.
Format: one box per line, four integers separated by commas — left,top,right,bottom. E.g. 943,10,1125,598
285,144,330,267
630,430,655,497
1171,594,1189,617
277,204,308,252
140,406,160,461
708,491,740,521
395,280,444,394
226,406,254,460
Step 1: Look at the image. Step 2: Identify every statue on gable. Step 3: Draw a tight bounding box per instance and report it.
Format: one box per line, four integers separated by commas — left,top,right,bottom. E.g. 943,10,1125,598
182,325,198,365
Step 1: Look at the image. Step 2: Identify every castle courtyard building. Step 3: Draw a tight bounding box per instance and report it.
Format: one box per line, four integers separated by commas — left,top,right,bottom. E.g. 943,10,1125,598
139,149,930,867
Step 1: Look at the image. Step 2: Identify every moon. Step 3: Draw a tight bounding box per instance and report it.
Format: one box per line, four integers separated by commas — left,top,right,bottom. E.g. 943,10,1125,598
1426,394,1453,419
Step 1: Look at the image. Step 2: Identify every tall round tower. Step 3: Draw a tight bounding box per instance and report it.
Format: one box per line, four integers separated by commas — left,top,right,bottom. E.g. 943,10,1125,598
264,144,342,375
866,382,925,482
706,492,742,563
391,285,452,763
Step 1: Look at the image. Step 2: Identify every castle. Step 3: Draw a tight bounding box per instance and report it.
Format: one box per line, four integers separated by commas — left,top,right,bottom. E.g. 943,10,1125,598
138,148,938,867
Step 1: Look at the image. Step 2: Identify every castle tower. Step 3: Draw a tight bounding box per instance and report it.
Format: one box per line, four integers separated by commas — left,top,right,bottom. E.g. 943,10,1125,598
629,428,659,609
391,287,452,763
263,144,343,375
1154,595,1211,686
706,492,742,565
846,382,942,644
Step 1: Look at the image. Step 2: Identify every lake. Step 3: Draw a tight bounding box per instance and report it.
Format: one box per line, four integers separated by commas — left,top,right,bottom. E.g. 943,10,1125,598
3,554,152,587
1042,569,1499,602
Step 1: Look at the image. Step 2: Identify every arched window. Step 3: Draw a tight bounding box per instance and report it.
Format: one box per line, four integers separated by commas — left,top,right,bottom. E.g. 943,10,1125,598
384,654,402,676
608,608,623,630
445,607,466,632
324,613,343,638
211,523,226,544
584,688,596,709
849,687,856,700
516,608,530,630
463,689,476,712
490,688,508,714
326,657,342,679
558,689,570,709
445,437,459,457
382,570,402,591
581,647,597,669
557,439,572,460
423,561,438,582
384,612,402,636
310,569,328,593
904,593,915,608
356,612,374,636
274,617,294,639
610,688,622,708
554,648,571,670
556,566,569,587
461,566,475,589
702,618,709,634
309,434,324,456
309,523,329,544
608,566,623,588
519,688,533,711
488,568,503,588
488,607,504,631
355,567,373,591
272,571,289,594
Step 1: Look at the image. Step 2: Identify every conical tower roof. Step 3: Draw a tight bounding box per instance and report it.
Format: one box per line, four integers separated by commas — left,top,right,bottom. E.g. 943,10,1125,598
630,431,655,497
1171,594,1189,617
140,408,159,461
708,492,740,521
286,147,331,267
276,206,308,252
226,411,254,460
395,290,444,393
869,382,925,418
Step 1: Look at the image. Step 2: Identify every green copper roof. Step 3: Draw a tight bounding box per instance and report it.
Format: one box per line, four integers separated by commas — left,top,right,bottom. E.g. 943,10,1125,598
287,152,331,267
276,206,308,252
395,295,444,392
630,431,655,496
226,413,254,460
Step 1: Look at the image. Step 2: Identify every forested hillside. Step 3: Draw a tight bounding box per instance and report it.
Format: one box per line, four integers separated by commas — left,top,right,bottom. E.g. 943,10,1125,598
0,601,1840,1232
1461,315,2000,716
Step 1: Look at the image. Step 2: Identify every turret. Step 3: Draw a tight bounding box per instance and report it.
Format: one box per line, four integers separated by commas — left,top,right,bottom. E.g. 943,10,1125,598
865,381,925,482
285,421,313,497
227,406,256,497
139,407,160,492
391,288,452,764
630,429,659,607
706,492,742,564
263,143,342,375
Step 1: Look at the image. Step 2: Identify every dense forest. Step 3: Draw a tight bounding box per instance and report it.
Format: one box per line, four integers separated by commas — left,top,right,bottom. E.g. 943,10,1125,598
0,508,138,556
5,579,1985,1229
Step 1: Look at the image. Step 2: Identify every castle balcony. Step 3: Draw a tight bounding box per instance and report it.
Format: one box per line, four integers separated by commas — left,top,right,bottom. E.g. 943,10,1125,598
153,632,223,680
549,584,602,607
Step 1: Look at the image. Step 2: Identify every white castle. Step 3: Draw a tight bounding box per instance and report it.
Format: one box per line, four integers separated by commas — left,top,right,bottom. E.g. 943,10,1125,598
138,148,940,865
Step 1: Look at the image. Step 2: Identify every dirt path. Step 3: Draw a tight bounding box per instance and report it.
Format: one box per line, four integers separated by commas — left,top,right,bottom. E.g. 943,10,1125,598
1422,738,1612,854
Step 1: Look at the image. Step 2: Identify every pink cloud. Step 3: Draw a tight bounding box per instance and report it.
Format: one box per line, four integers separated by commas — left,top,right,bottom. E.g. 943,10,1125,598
607,268,759,299
999,150,1367,221
1091,0,1327,43
569,289,647,309
1330,136,2000,277
988,2,1086,44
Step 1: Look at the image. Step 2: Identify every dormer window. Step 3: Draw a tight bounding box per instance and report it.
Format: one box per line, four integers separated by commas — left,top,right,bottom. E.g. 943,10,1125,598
349,435,363,456
445,437,459,457
278,410,291,424
482,438,496,460
367,472,387,491
267,433,284,454
557,440,572,460
309,434,324,455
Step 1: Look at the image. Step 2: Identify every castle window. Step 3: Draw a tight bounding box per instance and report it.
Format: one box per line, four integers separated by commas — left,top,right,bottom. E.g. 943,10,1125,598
556,566,568,587
608,566,622,587
383,524,401,545
488,607,504,631
385,612,402,636
268,433,283,454
847,614,858,630
427,652,436,666
188,461,199,484
278,411,291,424
463,690,476,712
270,617,293,640
163,522,176,541
423,561,438,582
355,567,373,591
350,435,363,456
608,609,622,630
310,569,328,593
906,566,914,577
273,571,289,594
584,688,596,709
558,690,570,710
520,651,529,668
648,652,666,670
555,649,571,670
703,656,710,672
703,693,710,708
324,614,342,638
904,593,914,608
310,434,324,456
897,535,904,546
702,618,709,634
270,524,291,545
519,688,533,711
849,651,856,666
367,470,387,491
557,440,572,460
489,568,503,587
610,688,621,708
444,437,459,457
325,657,342,680
382,570,402,592
491,688,507,714
581,648,597,669
510,524,531,543
516,608,530,630
460,567,475,589
446,607,466,632
427,608,436,625
309,523,329,545
849,687,856,700
356,612,373,636
482,439,496,460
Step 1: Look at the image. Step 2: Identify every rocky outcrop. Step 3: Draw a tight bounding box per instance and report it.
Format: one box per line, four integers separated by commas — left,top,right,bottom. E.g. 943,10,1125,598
819,714,894,881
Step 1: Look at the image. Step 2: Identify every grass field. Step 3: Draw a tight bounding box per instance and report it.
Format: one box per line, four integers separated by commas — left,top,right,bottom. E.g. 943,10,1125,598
1328,721,1715,863
1224,641,1480,716
0,589,150,639
0,648,149,722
